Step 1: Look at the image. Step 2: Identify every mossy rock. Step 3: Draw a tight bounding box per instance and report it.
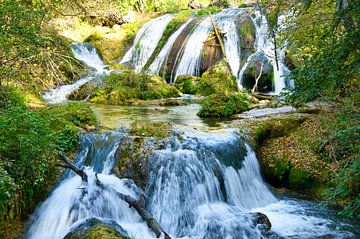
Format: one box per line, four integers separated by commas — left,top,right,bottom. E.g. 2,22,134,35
198,92,250,118
195,60,237,96
68,82,98,101
89,71,181,105
115,121,171,188
64,218,129,239
173,75,200,94
129,120,172,138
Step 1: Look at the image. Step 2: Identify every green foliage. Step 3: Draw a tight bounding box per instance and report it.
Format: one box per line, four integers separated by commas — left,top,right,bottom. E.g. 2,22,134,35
174,60,238,96
196,6,220,16
173,75,200,94
0,90,97,235
0,86,27,109
198,92,250,118
323,159,360,219
90,71,181,104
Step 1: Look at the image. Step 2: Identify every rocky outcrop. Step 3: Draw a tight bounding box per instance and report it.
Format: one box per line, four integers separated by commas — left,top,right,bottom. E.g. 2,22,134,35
242,52,274,93
200,32,224,74
232,104,337,197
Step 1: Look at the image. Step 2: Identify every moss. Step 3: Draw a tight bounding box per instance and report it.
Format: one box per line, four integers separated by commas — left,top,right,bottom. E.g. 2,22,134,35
38,102,97,130
174,60,237,96
198,92,250,118
173,75,200,94
196,6,220,16
89,71,181,105
129,120,171,138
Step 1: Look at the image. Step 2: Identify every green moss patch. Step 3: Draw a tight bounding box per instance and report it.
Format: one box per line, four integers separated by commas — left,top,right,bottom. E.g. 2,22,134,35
198,92,250,118
89,71,181,105
129,120,172,138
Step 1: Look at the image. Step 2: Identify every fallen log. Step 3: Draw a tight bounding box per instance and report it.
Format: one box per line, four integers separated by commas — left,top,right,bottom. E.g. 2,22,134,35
56,154,171,239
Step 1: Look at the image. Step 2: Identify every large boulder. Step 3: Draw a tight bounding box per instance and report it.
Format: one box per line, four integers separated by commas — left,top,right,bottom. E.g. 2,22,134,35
242,52,274,93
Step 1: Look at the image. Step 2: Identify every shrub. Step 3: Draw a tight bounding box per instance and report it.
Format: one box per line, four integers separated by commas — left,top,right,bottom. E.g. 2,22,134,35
198,92,250,118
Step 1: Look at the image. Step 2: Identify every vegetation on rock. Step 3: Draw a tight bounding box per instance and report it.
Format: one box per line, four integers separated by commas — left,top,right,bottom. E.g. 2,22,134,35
89,71,181,105
198,92,250,118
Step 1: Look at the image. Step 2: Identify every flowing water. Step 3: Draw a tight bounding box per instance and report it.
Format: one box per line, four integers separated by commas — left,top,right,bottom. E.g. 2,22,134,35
121,7,290,94
120,14,174,73
25,121,358,239
43,43,109,104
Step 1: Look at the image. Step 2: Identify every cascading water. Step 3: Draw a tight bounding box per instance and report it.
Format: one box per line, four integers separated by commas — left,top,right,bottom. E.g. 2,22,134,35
26,127,357,238
122,7,292,94
120,14,174,73
148,17,194,75
43,43,109,104
171,9,244,82
237,10,290,94
25,131,155,239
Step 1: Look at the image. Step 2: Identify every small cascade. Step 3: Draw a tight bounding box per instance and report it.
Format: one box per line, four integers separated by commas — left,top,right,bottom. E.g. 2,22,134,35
26,128,357,238
25,131,155,239
71,43,107,73
43,43,109,104
237,10,290,94
148,17,194,75
120,14,174,73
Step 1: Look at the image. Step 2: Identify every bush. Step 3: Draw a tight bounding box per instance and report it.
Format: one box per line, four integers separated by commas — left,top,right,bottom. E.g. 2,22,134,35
198,92,250,118
0,90,97,236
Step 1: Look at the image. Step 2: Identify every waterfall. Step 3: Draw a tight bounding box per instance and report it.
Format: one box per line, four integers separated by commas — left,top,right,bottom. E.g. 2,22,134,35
120,14,174,73
237,10,289,94
148,17,194,75
120,7,292,94
171,8,243,82
43,43,109,104
26,128,357,239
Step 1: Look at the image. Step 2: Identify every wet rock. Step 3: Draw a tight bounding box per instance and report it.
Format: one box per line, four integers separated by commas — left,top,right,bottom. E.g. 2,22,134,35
242,52,274,93
162,17,202,81
200,32,224,74
235,14,256,67
64,218,128,239
254,212,271,232
114,121,171,188
68,82,99,101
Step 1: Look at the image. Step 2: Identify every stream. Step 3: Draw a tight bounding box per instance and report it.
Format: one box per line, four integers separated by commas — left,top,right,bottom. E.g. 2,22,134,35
29,7,360,238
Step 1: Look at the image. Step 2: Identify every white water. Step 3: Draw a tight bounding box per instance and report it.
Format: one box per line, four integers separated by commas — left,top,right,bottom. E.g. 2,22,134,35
237,10,289,94
172,9,243,82
121,7,291,94
120,14,174,73
43,43,109,104
148,17,194,75
26,128,357,238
